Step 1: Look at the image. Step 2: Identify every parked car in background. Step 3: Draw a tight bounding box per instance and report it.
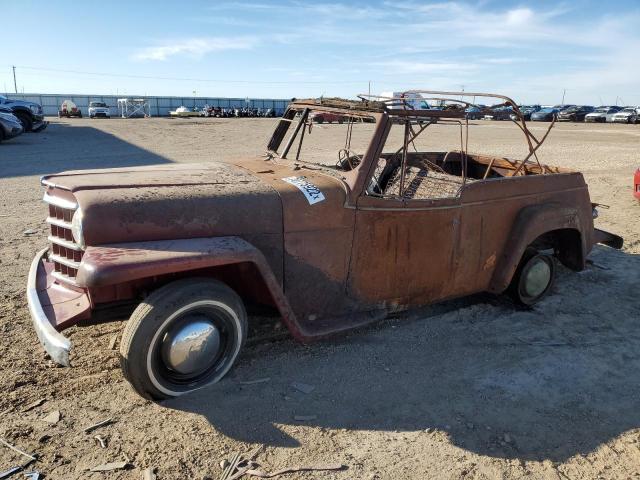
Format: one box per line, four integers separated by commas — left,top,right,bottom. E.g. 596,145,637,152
483,105,513,120
530,107,559,121
585,106,622,123
88,101,111,118
557,105,594,122
465,105,484,120
553,105,575,112
510,105,540,121
635,168,640,200
0,95,47,132
610,107,639,124
58,100,83,118
0,107,24,143
169,106,201,117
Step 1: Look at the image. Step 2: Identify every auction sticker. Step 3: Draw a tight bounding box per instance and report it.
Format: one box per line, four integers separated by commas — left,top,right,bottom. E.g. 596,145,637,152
281,176,325,205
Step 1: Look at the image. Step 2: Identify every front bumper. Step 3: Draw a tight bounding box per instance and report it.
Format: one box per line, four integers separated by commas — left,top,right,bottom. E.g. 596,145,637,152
611,117,631,123
27,248,91,366
32,120,48,132
3,123,24,139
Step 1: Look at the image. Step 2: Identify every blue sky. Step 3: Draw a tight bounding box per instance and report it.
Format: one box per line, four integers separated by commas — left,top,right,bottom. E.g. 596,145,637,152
2,1,639,104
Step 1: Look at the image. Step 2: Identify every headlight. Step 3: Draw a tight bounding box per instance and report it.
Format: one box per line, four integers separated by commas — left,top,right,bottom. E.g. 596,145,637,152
71,208,86,249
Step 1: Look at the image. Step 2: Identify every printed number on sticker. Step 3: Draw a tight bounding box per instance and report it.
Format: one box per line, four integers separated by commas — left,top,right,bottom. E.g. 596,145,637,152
282,176,326,205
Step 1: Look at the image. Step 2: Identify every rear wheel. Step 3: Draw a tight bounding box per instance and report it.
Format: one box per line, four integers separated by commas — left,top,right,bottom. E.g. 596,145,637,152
120,278,247,400
508,248,556,306
15,112,33,132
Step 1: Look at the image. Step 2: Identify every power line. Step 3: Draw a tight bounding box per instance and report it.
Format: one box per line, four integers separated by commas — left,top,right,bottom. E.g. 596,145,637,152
9,65,458,88
13,65,367,86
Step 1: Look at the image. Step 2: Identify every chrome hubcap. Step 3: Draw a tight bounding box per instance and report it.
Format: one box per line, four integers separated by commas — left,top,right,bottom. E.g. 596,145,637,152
161,316,221,376
524,259,551,298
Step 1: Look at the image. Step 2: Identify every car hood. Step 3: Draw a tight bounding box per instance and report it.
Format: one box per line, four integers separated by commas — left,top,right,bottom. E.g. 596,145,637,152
2,99,39,109
586,111,606,116
43,161,283,245
613,111,632,116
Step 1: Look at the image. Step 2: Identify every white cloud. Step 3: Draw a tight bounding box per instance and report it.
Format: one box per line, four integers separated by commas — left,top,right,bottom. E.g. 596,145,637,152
505,7,534,26
125,2,640,102
133,37,256,61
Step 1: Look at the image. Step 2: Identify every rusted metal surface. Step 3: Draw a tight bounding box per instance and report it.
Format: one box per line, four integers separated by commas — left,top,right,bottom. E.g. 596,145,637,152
35,256,91,329
30,90,623,347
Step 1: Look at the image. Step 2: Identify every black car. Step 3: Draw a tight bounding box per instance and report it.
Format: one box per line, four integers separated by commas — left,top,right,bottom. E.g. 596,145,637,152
530,107,559,122
484,105,513,120
0,95,48,132
557,105,594,122
0,107,24,142
510,105,541,121
553,104,575,112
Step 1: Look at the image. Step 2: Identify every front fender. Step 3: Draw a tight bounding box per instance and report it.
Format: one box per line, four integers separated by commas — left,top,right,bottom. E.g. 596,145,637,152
77,237,267,287
76,236,306,340
488,203,590,294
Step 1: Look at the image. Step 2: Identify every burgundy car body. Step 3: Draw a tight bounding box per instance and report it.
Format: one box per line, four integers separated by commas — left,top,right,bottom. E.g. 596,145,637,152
28,91,623,367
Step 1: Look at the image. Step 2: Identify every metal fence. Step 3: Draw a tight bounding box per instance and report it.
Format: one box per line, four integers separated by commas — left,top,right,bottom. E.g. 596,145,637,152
3,93,290,117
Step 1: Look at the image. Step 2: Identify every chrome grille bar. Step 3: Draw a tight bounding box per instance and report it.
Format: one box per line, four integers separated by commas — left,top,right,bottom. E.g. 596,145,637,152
47,235,82,251
43,190,83,284
46,217,73,229
52,271,80,287
49,253,81,269
43,192,78,210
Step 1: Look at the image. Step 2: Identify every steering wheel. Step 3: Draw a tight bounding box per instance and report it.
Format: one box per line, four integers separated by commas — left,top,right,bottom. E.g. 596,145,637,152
337,148,362,171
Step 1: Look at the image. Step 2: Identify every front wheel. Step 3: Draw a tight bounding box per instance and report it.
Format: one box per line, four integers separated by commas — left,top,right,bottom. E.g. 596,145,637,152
120,278,247,400
15,112,33,132
508,249,556,306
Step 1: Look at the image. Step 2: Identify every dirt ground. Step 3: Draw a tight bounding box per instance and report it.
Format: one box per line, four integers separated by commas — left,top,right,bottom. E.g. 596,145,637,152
0,117,639,480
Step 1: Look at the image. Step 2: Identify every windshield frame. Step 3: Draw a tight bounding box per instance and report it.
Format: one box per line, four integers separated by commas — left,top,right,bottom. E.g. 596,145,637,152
266,104,383,195
266,92,556,202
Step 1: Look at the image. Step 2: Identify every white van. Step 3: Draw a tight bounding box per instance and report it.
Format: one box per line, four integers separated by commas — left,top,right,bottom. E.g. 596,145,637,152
380,92,430,110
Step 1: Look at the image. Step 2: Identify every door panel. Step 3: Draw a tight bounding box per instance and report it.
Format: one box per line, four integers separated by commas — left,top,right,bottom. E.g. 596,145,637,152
348,195,461,307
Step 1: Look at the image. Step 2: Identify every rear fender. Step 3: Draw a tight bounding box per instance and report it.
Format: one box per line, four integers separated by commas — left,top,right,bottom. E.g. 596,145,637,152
488,203,588,294
76,236,306,340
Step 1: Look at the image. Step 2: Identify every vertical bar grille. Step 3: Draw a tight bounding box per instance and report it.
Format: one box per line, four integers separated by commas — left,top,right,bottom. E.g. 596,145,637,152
44,192,83,284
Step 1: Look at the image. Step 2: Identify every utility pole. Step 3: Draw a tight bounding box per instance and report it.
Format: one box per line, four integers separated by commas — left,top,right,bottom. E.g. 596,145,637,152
368,80,371,98
561,88,566,105
12,66,17,93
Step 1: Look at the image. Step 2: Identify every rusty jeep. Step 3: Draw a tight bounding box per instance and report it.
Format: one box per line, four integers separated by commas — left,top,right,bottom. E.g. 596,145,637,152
27,90,623,399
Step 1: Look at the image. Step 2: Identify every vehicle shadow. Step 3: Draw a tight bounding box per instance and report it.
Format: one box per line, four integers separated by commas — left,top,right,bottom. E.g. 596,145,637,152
165,246,640,462
0,120,172,178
